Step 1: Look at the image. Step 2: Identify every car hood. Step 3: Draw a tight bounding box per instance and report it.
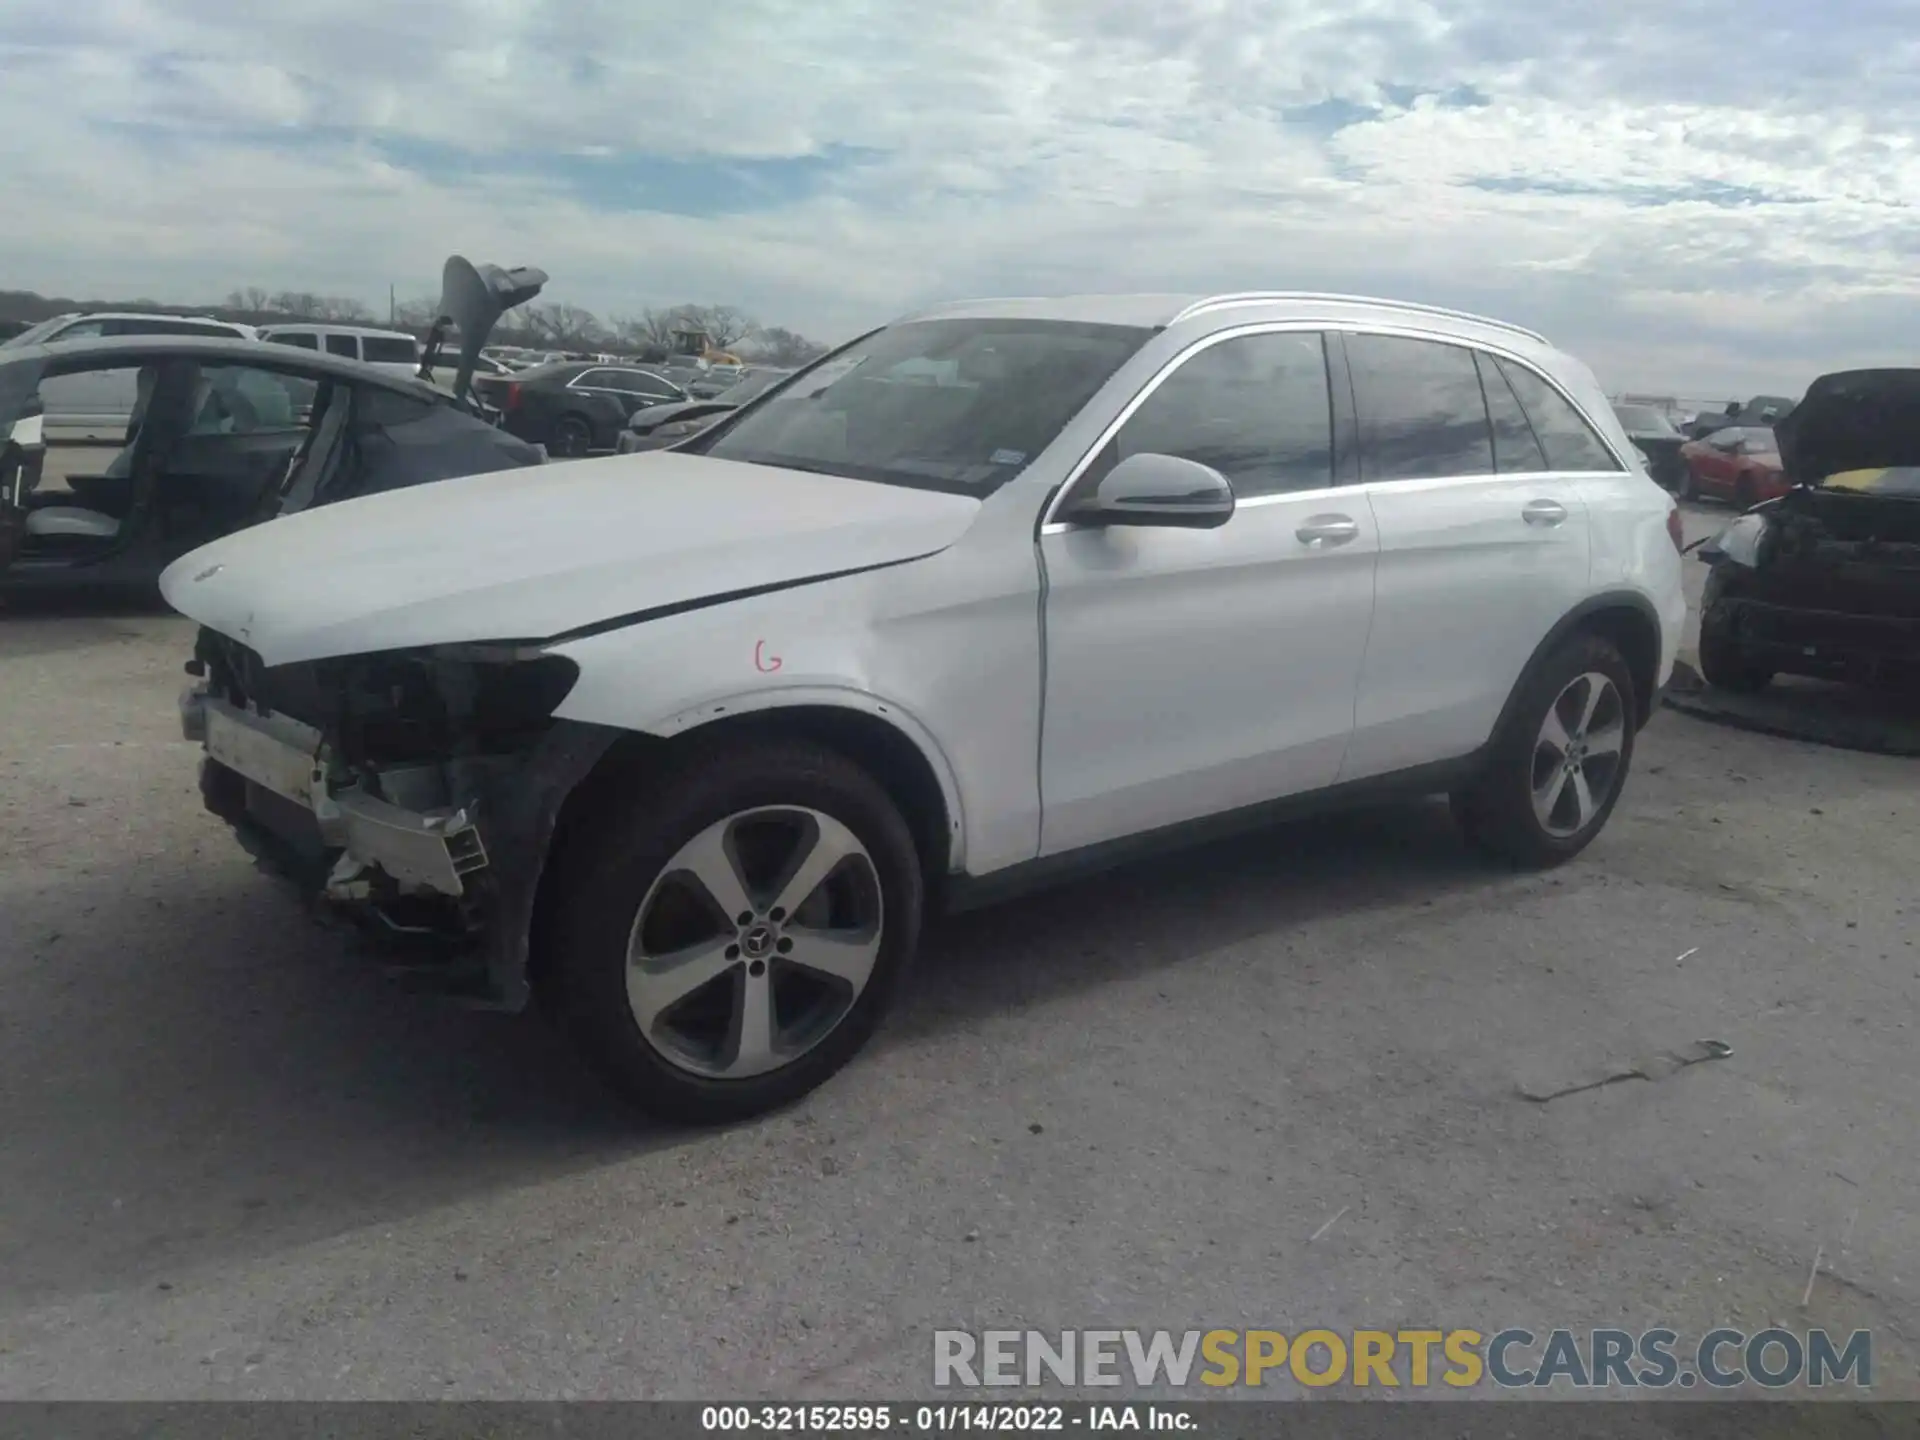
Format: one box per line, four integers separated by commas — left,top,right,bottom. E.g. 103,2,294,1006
159,453,982,666
1774,369,1920,484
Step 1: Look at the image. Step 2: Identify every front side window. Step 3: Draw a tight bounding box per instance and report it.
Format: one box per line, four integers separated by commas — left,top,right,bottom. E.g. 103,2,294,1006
1495,358,1623,472
691,318,1152,496
265,331,319,350
50,319,109,343
1083,331,1333,499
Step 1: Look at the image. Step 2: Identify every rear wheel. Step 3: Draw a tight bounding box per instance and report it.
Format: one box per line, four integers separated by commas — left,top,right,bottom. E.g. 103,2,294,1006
551,414,594,458
1678,464,1699,502
1451,634,1637,868
542,738,923,1125
1734,474,1757,511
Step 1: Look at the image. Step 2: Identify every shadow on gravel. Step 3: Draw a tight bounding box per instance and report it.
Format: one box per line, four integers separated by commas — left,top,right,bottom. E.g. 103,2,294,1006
902,795,1499,1037
0,790,1500,1304
1663,660,1920,757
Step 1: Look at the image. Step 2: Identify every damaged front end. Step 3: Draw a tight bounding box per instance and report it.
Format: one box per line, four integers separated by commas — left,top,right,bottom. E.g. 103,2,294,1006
1700,475,1920,686
181,629,618,1008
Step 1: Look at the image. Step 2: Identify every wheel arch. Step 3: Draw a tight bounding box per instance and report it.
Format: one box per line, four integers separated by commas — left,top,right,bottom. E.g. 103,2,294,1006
542,687,964,894
1492,591,1665,737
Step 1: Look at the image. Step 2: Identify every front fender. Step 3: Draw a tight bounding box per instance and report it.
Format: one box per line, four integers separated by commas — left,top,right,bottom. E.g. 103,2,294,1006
641,680,969,871
545,581,986,873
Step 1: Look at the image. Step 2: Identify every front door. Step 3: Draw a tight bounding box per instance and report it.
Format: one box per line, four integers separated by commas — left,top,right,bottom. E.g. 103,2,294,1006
1038,329,1379,856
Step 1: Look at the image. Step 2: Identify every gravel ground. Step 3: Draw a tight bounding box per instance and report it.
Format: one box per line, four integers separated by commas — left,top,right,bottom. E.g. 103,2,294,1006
0,502,1913,1400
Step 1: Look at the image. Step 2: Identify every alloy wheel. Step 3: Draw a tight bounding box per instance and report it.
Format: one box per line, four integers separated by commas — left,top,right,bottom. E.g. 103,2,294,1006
1530,672,1627,839
625,807,884,1079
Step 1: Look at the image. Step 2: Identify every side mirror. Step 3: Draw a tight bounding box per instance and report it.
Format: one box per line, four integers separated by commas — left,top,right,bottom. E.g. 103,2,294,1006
1067,452,1235,530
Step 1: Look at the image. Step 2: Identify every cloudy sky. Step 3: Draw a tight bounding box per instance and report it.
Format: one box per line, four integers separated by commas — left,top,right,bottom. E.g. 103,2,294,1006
2,0,1916,395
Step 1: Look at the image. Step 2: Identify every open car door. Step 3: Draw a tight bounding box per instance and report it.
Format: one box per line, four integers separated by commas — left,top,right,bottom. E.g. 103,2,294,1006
149,364,313,554
0,410,42,571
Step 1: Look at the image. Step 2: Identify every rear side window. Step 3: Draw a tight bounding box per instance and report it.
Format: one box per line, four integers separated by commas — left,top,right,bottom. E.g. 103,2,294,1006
324,334,358,358
265,331,318,350
1475,353,1547,473
1346,334,1493,482
1094,331,1333,498
361,336,419,364
1494,358,1623,472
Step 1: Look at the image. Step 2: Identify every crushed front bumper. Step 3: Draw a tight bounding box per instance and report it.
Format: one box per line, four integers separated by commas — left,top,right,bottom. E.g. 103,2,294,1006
181,683,622,1009
1710,596,1920,682
184,688,489,897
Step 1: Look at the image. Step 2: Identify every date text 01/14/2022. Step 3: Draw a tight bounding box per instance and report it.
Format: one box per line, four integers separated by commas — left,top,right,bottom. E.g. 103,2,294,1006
700,1405,1198,1432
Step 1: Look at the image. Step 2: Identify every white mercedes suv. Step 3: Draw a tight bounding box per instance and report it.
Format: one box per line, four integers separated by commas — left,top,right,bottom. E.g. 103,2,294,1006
162,291,1688,1123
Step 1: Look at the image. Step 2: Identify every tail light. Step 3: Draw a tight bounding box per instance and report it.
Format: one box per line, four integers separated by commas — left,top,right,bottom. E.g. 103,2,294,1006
1666,502,1685,554
502,382,522,412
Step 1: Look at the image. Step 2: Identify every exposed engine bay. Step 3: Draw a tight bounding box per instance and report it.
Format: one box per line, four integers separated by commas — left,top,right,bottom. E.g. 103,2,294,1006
183,626,619,1007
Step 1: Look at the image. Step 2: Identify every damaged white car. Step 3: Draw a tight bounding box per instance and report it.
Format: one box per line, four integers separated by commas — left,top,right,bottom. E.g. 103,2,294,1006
164,292,1687,1123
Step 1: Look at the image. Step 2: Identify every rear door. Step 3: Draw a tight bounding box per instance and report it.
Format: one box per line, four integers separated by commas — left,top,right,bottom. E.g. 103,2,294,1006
1340,334,1593,779
1038,328,1380,854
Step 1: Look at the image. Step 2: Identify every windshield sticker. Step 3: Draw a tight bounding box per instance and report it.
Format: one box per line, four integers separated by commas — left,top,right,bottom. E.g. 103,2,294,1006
990,449,1027,465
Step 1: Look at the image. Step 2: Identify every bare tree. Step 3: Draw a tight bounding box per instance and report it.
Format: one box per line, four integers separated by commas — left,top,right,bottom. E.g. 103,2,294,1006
681,304,753,350
744,326,829,368
392,296,440,332
314,296,374,323
270,291,324,318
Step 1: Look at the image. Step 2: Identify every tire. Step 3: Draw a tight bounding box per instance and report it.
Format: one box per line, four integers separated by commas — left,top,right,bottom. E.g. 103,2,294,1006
1698,614,1773,694
542,737,924,1125
1450,633,1638,868
550,414,594,458
1677,464,1698,502
1734,475,1756,511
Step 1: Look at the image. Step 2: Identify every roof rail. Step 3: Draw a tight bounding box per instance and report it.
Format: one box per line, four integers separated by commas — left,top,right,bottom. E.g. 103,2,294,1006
1171,292,1547,344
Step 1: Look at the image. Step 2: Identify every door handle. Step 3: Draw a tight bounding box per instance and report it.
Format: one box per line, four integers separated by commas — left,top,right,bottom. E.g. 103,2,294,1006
1296,514,1360,547
1522,499,1568,527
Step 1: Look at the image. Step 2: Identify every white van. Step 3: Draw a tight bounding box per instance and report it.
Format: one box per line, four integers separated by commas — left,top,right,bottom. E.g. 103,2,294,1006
257,325,422,378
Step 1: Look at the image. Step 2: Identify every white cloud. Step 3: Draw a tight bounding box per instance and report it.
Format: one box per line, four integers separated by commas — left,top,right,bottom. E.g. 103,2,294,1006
1,0,1918,394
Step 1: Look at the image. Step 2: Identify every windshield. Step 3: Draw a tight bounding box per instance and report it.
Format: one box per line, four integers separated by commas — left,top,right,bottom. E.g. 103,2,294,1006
688,318,1153,495
717,370,788,405
1614,405,1675,434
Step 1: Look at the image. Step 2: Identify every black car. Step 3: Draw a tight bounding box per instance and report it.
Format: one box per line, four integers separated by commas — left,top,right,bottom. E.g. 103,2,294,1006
1612,403,1686,490
1696,368,1920,692
0,257,547,594
472,362,686,457
615,367,793,454
1686,393,1798,441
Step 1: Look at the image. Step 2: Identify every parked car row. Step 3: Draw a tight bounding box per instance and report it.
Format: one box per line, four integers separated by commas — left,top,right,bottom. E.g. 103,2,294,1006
616,366,794,452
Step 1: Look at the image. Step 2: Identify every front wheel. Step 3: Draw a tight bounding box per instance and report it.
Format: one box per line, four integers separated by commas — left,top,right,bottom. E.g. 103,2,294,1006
542,738,924,1125
1451,634,1638,868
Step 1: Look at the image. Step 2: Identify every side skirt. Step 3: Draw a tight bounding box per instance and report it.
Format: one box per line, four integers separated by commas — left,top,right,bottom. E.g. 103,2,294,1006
939,752,1484,915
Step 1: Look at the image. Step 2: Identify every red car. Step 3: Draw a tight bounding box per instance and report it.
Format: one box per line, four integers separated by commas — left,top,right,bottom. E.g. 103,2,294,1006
1678,425,1791,508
